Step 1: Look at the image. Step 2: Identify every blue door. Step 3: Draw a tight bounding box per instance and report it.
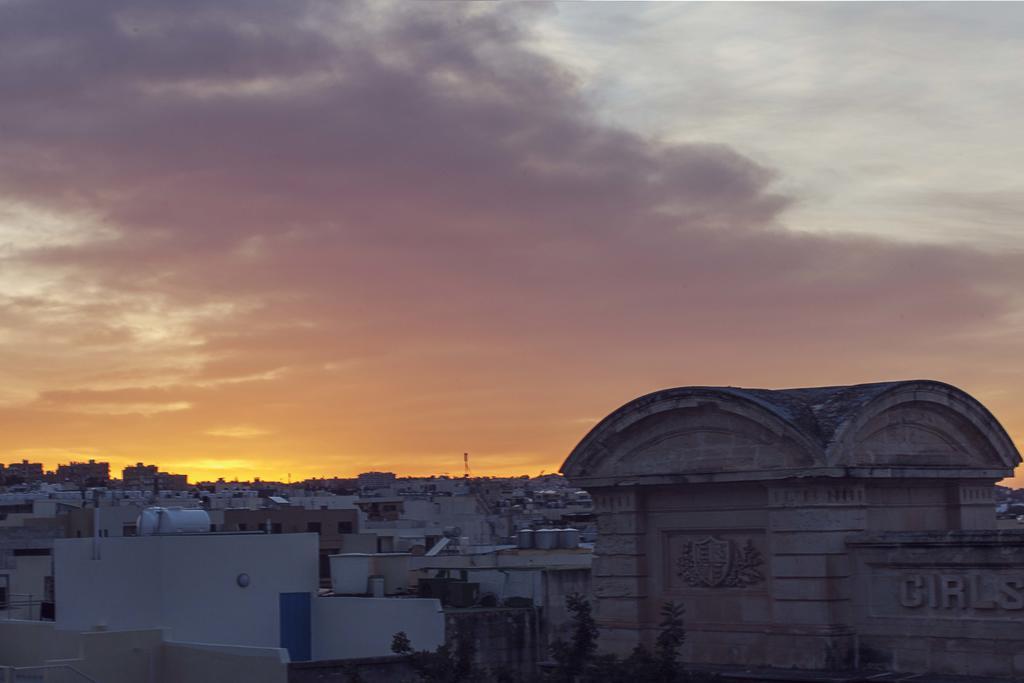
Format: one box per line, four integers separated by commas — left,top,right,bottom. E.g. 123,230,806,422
279,592,312,661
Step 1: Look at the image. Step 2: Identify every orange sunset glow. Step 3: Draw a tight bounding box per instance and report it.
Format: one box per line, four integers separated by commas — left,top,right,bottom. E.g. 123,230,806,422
1,2,1022,485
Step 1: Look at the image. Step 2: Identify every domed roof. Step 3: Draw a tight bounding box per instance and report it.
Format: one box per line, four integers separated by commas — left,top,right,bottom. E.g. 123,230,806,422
561,380,1020,485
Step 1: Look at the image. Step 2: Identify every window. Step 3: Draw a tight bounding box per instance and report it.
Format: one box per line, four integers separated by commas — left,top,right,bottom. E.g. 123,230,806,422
238,523,248,531
0,575,8,609
122,524,137,537
306,522,321,534
337,521,353,534
271,523,282,534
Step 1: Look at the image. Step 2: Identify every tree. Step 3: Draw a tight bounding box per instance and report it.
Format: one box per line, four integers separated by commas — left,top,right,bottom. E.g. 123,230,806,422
391,625,479,683
548,592,599,682
654,601,686,681
395,596,687,683
548,596,687,683
392,631,414,656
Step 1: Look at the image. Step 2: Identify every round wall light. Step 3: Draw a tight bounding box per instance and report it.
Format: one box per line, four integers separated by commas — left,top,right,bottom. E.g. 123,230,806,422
236,572,251,588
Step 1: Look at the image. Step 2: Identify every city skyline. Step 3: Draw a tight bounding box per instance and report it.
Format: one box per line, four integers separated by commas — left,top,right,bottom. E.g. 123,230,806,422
1,456,549,484
1,2,1022,485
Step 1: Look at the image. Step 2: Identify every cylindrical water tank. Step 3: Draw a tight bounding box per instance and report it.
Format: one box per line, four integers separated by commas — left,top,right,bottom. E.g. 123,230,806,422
137,508,161,535
368,575,385,598
559,528,580,549
137,507,211,535
535,528,557,550
517,529,534,549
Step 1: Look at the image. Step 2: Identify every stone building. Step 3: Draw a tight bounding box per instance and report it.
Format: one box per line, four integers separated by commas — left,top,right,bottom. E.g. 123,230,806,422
121,462,189,491
5,460,44,482
562,380,1023,680
357,471,397,491
121,462,158,489
55,459,110,487
156,472,189,491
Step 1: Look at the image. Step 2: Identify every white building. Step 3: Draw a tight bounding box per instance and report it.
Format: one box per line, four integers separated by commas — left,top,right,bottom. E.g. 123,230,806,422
357,471,397,491
0,526,446,682
55,533,318,647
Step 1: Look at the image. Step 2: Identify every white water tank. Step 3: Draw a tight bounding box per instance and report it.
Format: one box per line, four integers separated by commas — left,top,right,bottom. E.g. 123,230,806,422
535,528,558,550
137,507,211,535
559,528,580,549
517,529,534,549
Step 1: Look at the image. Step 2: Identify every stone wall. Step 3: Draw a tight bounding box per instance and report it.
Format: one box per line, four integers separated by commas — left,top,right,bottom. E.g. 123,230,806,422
587,477,1023,674
289,656,419,683
445,606,540,677
289,607,540,682
589,479,862,670
540,567,591,649
847,530,1024,679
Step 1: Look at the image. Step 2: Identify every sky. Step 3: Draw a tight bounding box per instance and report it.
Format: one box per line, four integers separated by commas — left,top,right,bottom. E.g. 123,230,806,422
0,1,1021,484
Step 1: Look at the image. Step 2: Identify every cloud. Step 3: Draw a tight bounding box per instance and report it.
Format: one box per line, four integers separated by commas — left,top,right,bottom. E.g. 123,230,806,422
0,1,1020,479
537,3,1024,248
205,426,273,439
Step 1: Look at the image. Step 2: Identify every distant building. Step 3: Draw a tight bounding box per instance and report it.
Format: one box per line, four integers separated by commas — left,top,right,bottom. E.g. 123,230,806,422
6,459,44,482
121,462,188,491
301,476,358,493
55,459,109,487
157,472,188,491
357,471,396,491
354,497,404,522
121,462,158,489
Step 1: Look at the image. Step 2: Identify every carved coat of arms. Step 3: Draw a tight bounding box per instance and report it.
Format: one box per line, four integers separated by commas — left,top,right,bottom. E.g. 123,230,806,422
677,536,764,588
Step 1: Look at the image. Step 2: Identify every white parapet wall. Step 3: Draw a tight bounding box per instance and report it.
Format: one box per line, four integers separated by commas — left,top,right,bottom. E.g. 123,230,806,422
0,620,80,667
162,641,289,683
0,622,289,683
